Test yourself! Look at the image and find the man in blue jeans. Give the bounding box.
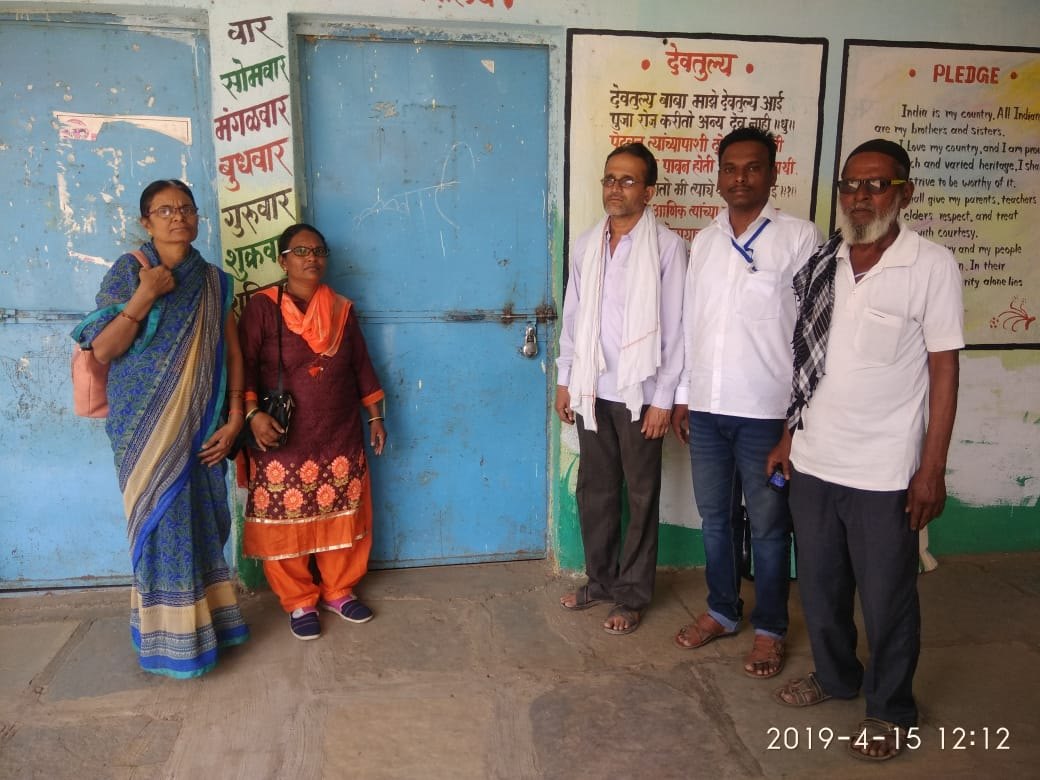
[670,127,820,677]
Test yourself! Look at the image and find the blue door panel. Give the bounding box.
[0,19,213,588]
[0,21,217,312]
[366,321,546,566]
[0,323,127,587]
[300,36,551,567]
[301,39,548,314]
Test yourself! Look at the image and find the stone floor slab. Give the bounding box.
[43,617,156,701]
[0,621,76,692]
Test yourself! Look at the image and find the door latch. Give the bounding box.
[519,325,538,358]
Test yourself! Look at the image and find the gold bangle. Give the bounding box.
[245,408,261,423]
[119,310,141,324]
[368,416,384,424]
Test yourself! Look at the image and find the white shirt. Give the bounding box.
[674,203,821,418]
[790,224,965,491]
[557,220,688,409]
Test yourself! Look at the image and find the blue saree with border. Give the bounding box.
[73,242,249,677]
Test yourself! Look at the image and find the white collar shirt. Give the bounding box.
[674,202,821,418]
[556,219,688,409]
[790,224,965,490]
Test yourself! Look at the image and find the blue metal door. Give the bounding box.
[0,19,214,588]
[299,35,551,566]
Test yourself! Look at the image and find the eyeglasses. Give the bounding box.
[836,178,908,195]
[147,205,199,218]
[600,175,643,189]
[281,246,330,257]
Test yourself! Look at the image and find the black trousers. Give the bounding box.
[789,467,921,727]
[576,399,663,612]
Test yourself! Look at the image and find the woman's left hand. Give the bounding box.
[199,422,241,466]
[370,419,387,456]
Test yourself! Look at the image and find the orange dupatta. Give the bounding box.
[260,284,351,356]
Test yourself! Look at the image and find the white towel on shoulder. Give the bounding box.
[569,206,662,432]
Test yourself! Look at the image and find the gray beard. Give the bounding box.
[836,203,900,245]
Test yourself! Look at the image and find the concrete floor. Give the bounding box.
[1,552,1037,779]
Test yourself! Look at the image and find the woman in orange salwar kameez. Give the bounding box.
[239,223,386,640]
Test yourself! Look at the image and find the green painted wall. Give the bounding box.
[553,487,1040,573]
[929,499,1040,555]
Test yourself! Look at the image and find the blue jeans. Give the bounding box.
[688,412,791,636]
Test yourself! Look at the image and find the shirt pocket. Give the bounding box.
[853,307,904,365]
[738,269,783,321]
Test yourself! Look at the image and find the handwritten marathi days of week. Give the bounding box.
[227,16,281,47]
[214,94,290,141]
[226,235,281,280]
[217,16,295,286]
[218,137,292,191]
[221,188,296,246]
[220,55,288,98]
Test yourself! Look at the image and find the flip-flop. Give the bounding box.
[603,605,640,635]
[560,585,607,611]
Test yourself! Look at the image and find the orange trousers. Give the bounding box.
[263,532,373,613]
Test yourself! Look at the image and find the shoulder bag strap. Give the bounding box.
[275,283,285,394]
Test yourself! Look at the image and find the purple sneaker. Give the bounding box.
[320,596,374,624]
[289,607,321,640]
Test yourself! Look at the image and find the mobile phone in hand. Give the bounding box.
[767,467,788,493]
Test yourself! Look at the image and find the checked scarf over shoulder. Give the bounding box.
[787,230,843,430]
[569,207,662,432]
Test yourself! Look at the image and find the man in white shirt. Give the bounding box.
[555,142,688,635]
[671,128,821,680]
[770,139,963,761]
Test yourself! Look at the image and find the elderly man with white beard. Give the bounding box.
[765,139,964,762]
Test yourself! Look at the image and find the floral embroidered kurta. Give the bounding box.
[238,288,384,560]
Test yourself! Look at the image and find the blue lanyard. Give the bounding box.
[730,218,771,273]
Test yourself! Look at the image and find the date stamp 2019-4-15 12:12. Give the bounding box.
[766,725,1012,752]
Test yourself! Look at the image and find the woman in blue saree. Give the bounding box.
[73,179,249,677]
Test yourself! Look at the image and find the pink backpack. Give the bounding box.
[71,250,149,417]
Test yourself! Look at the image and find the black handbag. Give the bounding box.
[229,284,294,458]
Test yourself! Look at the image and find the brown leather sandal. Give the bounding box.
[744,634,786,679]
[848,718,906,761]
[773,673,832,707]
[674,613,737,649]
